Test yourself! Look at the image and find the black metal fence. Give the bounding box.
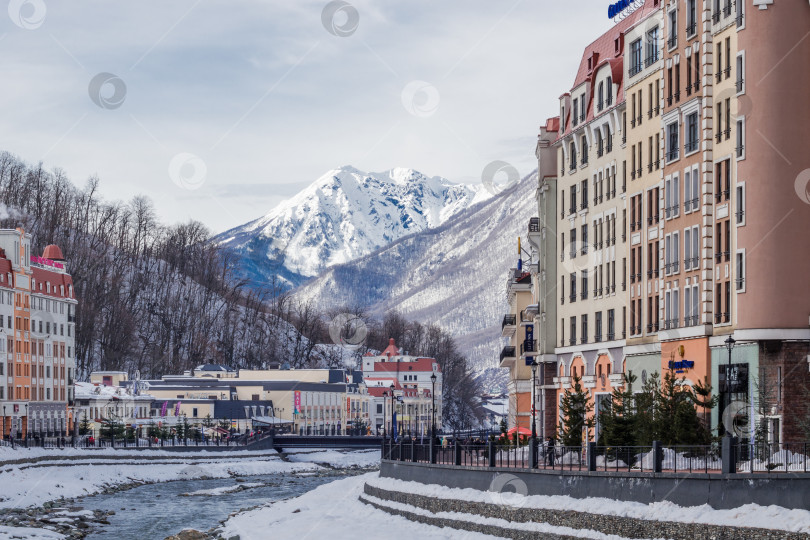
[382,439,810,475]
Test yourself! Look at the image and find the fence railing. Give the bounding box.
[0,435,260,450]
[736,442,810,474]
[382,439,810,475]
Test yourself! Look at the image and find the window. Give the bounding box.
[573,98,579,126]
[666,121,679,162]
[608,309,615,340]
[606,76,613,106]
[570,273,577,302]
[736,118,745,159]
[645,27,659,66]
[581,314,588,344]
[595,312,603,342]
[598,82,605,112]
[668,9,678,49]
[581,179,589,209]
[570,317,577,346]
[630,38,643,76]
[581,224,589,254]
[736,251,746,291]
[581,135,589,165]
[736,53,745,94]
[582,269,589,300]
[686,0,697,37]
[736,0,744,28]
[570,142,577,171]
[685,112,699,153]
[736,183,746,225]
[684,227,692,270]
[665,174,680,218]
[570,228,577,257]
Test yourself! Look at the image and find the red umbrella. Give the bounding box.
[507,426,532,436]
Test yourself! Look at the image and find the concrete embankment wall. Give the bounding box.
[380,459,810,511]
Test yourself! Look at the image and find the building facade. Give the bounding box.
[0,229,76,439]
[506,0,810,444]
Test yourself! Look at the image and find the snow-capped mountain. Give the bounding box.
[292,171,539,390]
[217,166,492,289]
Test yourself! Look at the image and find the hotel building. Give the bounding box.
[505,0,810,443]
[0,229,77,439]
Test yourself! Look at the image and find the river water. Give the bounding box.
[78,471,347,539]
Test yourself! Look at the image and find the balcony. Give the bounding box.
[528,217,540,233]
[499,346,516,366]
[501,314,517,337]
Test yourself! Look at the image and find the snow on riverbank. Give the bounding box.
[0,448,378,510]
[220,472,498,540]
[284,448,381,468]
[366,475,810,534]
[0,526,65,540]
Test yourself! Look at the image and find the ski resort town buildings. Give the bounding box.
[0,228,77,439]
[502,0,810,444]
[68,338,442,439]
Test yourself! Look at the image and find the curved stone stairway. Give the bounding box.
[360,482,809,540]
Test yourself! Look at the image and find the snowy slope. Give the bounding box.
[292,172,539,389]
[217,166,492,290]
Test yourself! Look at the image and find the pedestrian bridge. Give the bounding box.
[267,435,383,450]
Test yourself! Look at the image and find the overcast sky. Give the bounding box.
[0,0,615,234]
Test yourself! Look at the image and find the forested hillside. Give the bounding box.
[0,152,484,429]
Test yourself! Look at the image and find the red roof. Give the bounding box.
[42,244,64,261]
[32,267,74,299]
[381,338,399,358]
[558,0,660,139]
[545,117,560,133]
[371,359,439,373]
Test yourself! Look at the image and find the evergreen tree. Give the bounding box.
[633,372,661,445]
[78,415,92,436]
[99,415,125,440]
[597,372,638,448]
[558,375,593,447]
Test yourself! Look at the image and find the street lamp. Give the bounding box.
[382,391,388,440]
[724,335,736,437]
[389,383,396,440]
[531,360,538,468]
[430,373,437,441]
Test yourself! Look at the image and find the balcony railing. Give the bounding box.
[528,217,540,232]
[499,346,516,362]
[502,314,517,330]
[685,139,699,153]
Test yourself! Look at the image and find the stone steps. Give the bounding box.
[362,482,810,540]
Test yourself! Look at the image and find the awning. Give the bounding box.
[251,416,294,426]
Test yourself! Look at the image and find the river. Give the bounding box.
[78,470,351,539]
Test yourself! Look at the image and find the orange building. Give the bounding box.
[0,229,77,439]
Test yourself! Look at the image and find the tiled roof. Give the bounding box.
[558,0,660,139]
[370,359,439,373]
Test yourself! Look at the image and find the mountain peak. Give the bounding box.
[217,165,492,289]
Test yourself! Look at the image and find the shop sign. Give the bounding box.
[668,359,694,373]
[608,0,644,20]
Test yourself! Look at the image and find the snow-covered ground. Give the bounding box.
[0,526,65,540]
[366,475,810,534]
[283,448,381,468]
[221,472,499,540]
[0,448,378,510]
